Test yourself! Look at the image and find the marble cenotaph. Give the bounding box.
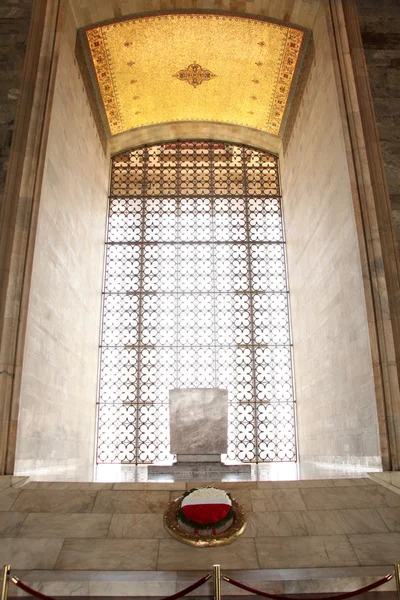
[148,388,251,477]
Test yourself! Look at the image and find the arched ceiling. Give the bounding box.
[77,4,314,150]
[71,0,320,31]
[80,11,311,141]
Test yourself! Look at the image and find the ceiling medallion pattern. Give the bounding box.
[82,13,309,137]
[173,62,216,88]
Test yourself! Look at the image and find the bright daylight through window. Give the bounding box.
[97,141,296,464]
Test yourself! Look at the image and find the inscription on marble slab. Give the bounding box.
[169,388,228,455]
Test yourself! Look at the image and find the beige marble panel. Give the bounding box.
[12,490,98,513]
[23,482,113,490]
[55,539,159,570]
[0,476,28,491]
[258,480,335,489]
[282,576,396,594]
[377,487,400,507]
[0,476,13,492]
[187,481,258,490]
[377,507,400,532]
[369,472,400,494]
[169,491,182,502]
[348,533,400,565]
[0,512,26,536]
[15,580,176,598]
[332,478,376,486]
[113,482,186,491]
[224,490,253,513]
[157,538,259,570]
[243,511,308,537]
[280,0,382,471]
[0,538,63,569]
[92,490,170,513]
[250,489,307,512]
[255,536,359,568]
[0,487,21,511]
[108,514,168,538]
[13,0,109,478]
[18,513,111,538]
[302,509,388,535]
[89,581,177,597]
[12,581,91,597]
[300,486,387,510]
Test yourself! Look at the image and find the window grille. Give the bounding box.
[97,141,296,464]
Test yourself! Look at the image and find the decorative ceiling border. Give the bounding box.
[78,9,312,140]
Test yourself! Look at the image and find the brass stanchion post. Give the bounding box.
[395,563,400,600]
[213,564,221,600]
[1,566,10,600]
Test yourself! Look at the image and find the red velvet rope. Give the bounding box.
[222,573,393,600]
[12,573,211,600]
[159,573,211,600]
[12,579,55,600]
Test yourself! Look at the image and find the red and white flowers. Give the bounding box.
[181,487,232,525]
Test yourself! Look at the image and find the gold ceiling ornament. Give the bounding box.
[81,12,310,137]
[173,62,216,88]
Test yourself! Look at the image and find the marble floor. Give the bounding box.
[2,474,400,596]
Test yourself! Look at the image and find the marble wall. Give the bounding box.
[356,0,400,251]
[0,0,32,213]
[0,477,399,590]
[13,2,109,476]
[280,4,381,468]
[1,0,396,476]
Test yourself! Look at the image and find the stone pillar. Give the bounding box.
[0,0,62,474]
[0,0,32,214]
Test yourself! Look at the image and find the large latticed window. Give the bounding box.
[97,141,296,464]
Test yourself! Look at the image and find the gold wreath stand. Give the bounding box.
[164,497,246,547]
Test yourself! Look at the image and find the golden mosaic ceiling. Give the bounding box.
[81,12,310,137]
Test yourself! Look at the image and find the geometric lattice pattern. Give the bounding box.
[97,141,296,464]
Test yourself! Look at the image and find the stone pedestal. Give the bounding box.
[170,388,228,457]
[148,388,251,478]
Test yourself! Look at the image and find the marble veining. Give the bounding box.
[301,508,389,535]
[251,489,307,512]
[300,486,388,510]
[0,538,64,569]
[12,490,98,513]
[0,476,399,577]
[348,532,400,565]
[377,507,400,531]
[169,388,228,455]
[255,536,360,568]
[55,539,159,570]
[92,490,170,513]
[0,512,27,536]
[157,538,259,570]
[18,513,112,538]
[108,513,168,538]
[243,511,308,537]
